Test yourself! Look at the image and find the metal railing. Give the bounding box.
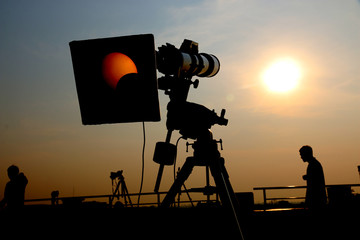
[25,192,165,207]
[24,189,219,208]
[253,184,360,210]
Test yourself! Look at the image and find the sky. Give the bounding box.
[1,0,360,204]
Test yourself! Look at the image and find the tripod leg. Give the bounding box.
[154,164,164,193]
[209,157,244,240]
[122,181,133,207]
[111,180,121,205]
[154,130,174,194]
[161,157,195,207]
[182,183,194,207]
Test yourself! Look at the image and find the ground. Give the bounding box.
[0,205,358,239]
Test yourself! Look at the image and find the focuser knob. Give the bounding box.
[217,109,228,126]
[220,109,226,118]
[186,141,194,152]
[216,139,223,150]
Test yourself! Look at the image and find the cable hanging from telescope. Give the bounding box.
[137,121,146,206]
[173,136,184,181]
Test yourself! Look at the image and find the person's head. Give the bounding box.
[7,165,19,180]
[299,145,313,162]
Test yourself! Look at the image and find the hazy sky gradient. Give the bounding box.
[1,0,360,202]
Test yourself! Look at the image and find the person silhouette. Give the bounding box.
[0,165,28,210]
[299,145,326,212]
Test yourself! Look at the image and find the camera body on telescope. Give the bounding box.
[110,170,124,180]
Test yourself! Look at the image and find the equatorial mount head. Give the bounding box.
[166,101,228,140]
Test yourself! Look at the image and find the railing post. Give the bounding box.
[157,192,161,207]
[109,196,113,207]
[263,188,267,211]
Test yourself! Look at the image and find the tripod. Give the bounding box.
[151,79,245,238]
[110,170,133,207]
[153,39,244,239]
[160,130,244,239]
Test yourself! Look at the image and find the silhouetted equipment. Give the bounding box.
[69,35,221,125]
[327,186,352,208]
[69,34,160,125]
[51,190,59,206]
[153,39,244,239]
[110,170,132,207]
[235,192,255,215]
[69,35,241,237]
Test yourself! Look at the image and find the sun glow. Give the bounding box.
[262,59,301,93]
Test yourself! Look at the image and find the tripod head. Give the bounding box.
[158,73,227,140]
[167,101,227,140]
[110,170,124,181]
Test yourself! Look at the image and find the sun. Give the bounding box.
[102,52,138,90]
[262,58,301,93]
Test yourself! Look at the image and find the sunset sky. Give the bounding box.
[1,0,360,203]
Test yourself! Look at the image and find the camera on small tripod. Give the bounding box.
[109,170,132,207]
[110,170,124,180]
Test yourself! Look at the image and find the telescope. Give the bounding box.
[153,39,244,239]
[155,39,225,140]
[69,34,243,238]
[157,39,220,78]
[153,39,228,191]
[69,35,220,125]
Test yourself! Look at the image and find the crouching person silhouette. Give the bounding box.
[0,165,28,210]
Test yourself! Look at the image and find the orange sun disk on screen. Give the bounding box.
[102,52,138,90]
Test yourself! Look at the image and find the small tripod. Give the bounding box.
[110,170,133,207]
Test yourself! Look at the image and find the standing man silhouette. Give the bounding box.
[299,145,326,211]
[0,165,28,210]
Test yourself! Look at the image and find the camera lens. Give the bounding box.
[181,52,220,78]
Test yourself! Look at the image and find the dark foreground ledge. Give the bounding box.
[1,206,359,239]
